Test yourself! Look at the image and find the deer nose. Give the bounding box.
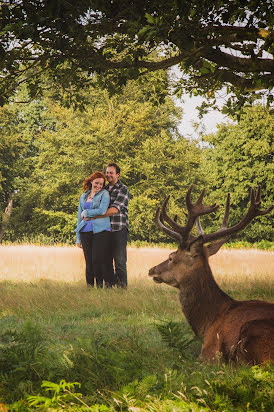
[148,266,155,276]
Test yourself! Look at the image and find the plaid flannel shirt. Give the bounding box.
[105,180,130,232]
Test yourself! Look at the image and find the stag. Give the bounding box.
[149,186,274,364]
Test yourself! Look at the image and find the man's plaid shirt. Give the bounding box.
[105,180,130,231]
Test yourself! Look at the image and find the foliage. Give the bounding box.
[228,240,274,251]
[155,320,200,360]
[0,1,273,114]
[1,319,273,411]
[9,365,274,411]
[128,132,203,242]
[26,380,89,411]
[1,76,273,246]
[2,72,205,244]
[0,279,273,410]
[0,320,72,404]
[0,104,30,229]
[201,105,274,242]
[210,365,274,411]
[0,86,57,240]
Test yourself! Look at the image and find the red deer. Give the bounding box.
[148,186,274,364]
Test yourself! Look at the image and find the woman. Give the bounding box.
[76,171,113,288]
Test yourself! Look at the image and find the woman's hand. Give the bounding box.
[81,211,94,221]
[81,211,88,221]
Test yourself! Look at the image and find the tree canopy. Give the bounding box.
[1,1,273,112]
[201,105,273,242]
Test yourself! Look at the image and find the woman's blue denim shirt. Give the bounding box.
[75,189,110,243]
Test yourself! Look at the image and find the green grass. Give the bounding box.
[0,281,273,411]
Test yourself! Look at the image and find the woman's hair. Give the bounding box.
[82,171,106,191]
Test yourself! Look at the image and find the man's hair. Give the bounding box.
[106,162,120,175]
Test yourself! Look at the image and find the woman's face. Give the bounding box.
[91,177,104,193]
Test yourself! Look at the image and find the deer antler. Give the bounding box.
[160,195,185,233]
[156,185,273,249]
[202,186,273,244]
[197,192,230,234]
[196,194,231,256]
[156,206,183,243]
[156,185,219,247]
[183,185,219,238]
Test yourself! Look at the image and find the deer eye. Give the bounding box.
[169,256,173,262]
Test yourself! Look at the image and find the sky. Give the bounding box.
[176,94,228,139]
[170,67,229,139]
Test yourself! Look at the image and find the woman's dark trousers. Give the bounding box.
[80,232,102,287]
[93,230,114,287]
[80,231,114,287]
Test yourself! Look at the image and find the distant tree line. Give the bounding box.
[0,71,273,244]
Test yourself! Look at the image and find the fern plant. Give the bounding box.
[26,380,90,410]
[155,321,200,360]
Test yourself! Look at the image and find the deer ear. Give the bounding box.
[188,236,204,256]
[206,239,226,256]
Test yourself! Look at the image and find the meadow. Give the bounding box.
[0,245,273,411]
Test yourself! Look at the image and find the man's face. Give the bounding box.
[106,166,119,185]
[106,166,120,185]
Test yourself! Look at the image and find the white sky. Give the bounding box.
[174,94,229,139]
[170,66,229,139]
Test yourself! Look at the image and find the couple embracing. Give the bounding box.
[76,162,129,289]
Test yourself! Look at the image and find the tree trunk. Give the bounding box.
[0,193,13,244]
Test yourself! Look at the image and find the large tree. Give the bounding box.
[201,105,273,242]
[0,99,37,242]
[0,1,273,113]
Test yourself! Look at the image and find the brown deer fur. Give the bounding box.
[148,186,274,364]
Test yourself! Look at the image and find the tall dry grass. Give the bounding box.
[0,245,273,292]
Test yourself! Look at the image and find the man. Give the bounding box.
[104,162,130,288]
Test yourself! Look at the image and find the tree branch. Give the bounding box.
[202,48,274,73]
[201,26,272,41]
[71,50,186,71]
[0,193,13,244]
[199,69,274,91]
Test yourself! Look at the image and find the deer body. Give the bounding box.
[200,301,274,363]
[149,186,274,364]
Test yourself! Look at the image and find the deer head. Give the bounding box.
[149,185,273,288]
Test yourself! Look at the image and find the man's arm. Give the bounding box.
[87,206,118,220]
[105,207,119,216]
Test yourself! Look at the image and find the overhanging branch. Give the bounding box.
[199,69,274,91]
[202,48,274,73]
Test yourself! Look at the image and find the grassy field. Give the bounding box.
[1,245,274,288]
[0,246,273,411]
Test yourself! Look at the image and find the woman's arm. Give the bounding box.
[77,199,83,223]
[82,191,110,219]
[76,198,83,244]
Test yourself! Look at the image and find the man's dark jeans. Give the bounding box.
[111,228,128,288]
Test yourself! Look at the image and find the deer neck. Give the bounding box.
[178,258,233,338]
